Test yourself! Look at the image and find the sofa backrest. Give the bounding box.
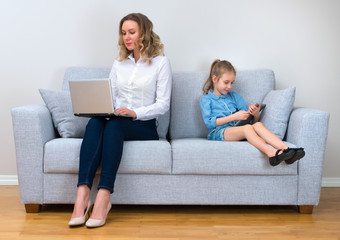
[62,67,170,139]
[63,67,275,140]
[169,69,275,139]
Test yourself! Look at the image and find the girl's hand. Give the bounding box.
[234,110,250,120]
[248,103,260,116]
[114,107,137,119]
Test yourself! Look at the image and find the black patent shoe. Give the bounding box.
[285,148,305,165]
[269,148,295,166]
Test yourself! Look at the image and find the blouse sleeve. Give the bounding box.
[134,57,172,120]
[109,61,118,106]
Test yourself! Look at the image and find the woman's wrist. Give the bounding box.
[131,111,137,119]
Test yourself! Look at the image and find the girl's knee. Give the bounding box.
[241,124,256,136]
[243,124,254,131]
[252,121,268,133]
[253,122,264,128]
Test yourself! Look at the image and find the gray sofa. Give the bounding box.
[12,67,330,214]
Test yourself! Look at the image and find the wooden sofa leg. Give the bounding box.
[298,205,314,214]
[25,204,42,213]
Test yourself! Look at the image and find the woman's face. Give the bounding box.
[121,20,140,52]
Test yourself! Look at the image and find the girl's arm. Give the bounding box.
[215,92,249,127]
[216,111,250,127]
[200,98,217,129]
[200,96,250,129]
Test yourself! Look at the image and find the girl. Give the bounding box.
[68,13,172,228]
[200,59,304,167]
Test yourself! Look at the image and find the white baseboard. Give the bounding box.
[321,177,340,187]
[0,175,18,185]
[0,175,339,187]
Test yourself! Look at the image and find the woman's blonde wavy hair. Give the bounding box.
[118,13,164,65]
[202,59,236,94]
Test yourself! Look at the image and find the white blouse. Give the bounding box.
[109,54,172,121]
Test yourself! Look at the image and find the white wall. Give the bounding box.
[1,0,339,178]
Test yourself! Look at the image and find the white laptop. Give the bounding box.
[69,79,131,118]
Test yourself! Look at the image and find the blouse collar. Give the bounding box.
[128,53,144,64]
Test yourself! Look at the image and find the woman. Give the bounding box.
[69,13,172,228]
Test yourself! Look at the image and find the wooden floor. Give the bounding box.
[0,186,339,240]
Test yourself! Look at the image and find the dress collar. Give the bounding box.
[208,89,228,100]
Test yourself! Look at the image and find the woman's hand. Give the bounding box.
[248,103,260,116]
[114,107,137,119]
[234,110,250,121]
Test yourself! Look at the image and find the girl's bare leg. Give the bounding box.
[224,125,280,158]
[252,122,289,150]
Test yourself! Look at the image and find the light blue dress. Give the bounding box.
[200,90,247,141]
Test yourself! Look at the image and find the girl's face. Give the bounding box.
[121,20,140,52]
[212,71,235,96]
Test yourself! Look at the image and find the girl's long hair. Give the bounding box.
[118,13,164,65]
[202,59,236,94]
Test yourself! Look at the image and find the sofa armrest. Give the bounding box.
[286,108,330,206]
[11,104,57,204]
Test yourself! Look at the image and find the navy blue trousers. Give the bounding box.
[77,117,159,193]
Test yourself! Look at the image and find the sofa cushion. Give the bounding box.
[62,67,170,139]
[261,86,296,139]
[171,138,297,175]
[44,138,172,174]
[170,70,275,139]
[39,89,89,138]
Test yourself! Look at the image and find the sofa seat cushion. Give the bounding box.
[171,138,297,175]
[44,138,172,174]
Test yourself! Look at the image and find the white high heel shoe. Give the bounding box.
[85,202,111,228]
[68,200,92,227]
